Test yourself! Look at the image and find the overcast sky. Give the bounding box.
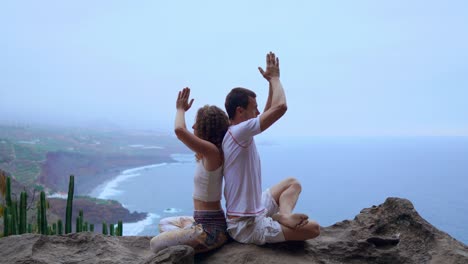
[1,1,467,137]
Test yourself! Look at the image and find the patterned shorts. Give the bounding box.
[150,210,228,254]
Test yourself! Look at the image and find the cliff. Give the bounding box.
[1,198,466,264]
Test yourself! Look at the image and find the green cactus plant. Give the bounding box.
[90,224,94,232]
[76,217,80,233]
[3,176,13,236]
[57,219,63,235]
[40,191,47,235]
[3,207,9,236]
[19,192,27,234]
[117,220,123,236]
[10,200,18,235]
[36,201,40,233]
[6,214,12,236]
[5,176,11,208]
[102,222,108,235]
[65,175,74,234]
[109,223,114,236]
[79,209,84,232]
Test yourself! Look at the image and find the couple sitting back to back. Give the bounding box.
[150,52,320,254]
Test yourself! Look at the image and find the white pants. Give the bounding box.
[226,189,285,245]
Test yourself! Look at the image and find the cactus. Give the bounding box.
[102,222,108,235]
[57,219,63,235]
[65,175,74,234]
[109,223,114,236]
[76,217,80,233]
[3,207,9,236]
[52,223,57,235]
[83,221,88,232]
[19,192,27,234]
[40,191,47,235]
[90,224,94,232]
[11,200,19,235]
[6,214,12,236]
[36,201,41,233]
[117,220,123,236]
[79,209,84,232]
[5,176,11,208]
[27,223,32,233]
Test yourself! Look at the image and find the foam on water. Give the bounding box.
[47,192,68,199]
[97,163,167,199]
[123,213,161,236]
[163,208,183,214]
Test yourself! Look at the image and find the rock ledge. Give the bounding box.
[0,198,467,264]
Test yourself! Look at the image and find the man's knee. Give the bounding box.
[285,177,301,193]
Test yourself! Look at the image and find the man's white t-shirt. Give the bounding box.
[222,116,263,216]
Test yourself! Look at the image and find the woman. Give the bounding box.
[150,87,230,254]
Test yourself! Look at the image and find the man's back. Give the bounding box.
[222,116,263,217]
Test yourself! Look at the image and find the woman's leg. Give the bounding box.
[150,223,204,253]
[158,216,195,233]
[152,211,228,254]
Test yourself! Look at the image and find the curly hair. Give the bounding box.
[194,105,230,160]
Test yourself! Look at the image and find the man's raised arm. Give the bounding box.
[258,52,287,132]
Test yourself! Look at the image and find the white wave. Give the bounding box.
[97,173,140,199]
[97,163,167,199]
[47,192,68,199]
[123,213,160,236]
[128,144,164,149]
[163,208,182,213]
[122,163,167,174]
[170,153,195,163]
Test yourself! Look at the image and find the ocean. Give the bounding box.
[91,136,468,244]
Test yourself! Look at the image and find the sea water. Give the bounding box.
[93,136,468,244]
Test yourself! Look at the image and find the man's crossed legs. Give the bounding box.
[227,177,320,245]
[269,177,320,241]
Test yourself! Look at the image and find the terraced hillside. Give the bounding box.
[0,124,187,193]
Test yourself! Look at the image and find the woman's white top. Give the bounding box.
[193,160,223,202]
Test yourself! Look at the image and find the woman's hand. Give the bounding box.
[176,87,195,111]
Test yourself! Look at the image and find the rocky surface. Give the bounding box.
[1,198,467,264]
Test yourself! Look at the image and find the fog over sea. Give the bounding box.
[90,136,468,244]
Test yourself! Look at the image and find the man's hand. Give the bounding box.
[176,87,194,111]
[258,51,280,81]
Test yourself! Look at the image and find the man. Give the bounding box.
[222,52,320,245]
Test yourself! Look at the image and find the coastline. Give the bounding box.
[88,163,169,236]
[88,153,195,236]
[90,163,169,199]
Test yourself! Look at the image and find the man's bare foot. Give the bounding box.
[273,213,309,229]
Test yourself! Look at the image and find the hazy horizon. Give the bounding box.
[1,1,467,137]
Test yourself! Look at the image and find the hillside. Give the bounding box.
[0,124,188,232]
[0,124,186,193]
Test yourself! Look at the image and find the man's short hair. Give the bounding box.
[225,87,257,120]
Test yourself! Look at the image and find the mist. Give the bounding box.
[1,1,467,137]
